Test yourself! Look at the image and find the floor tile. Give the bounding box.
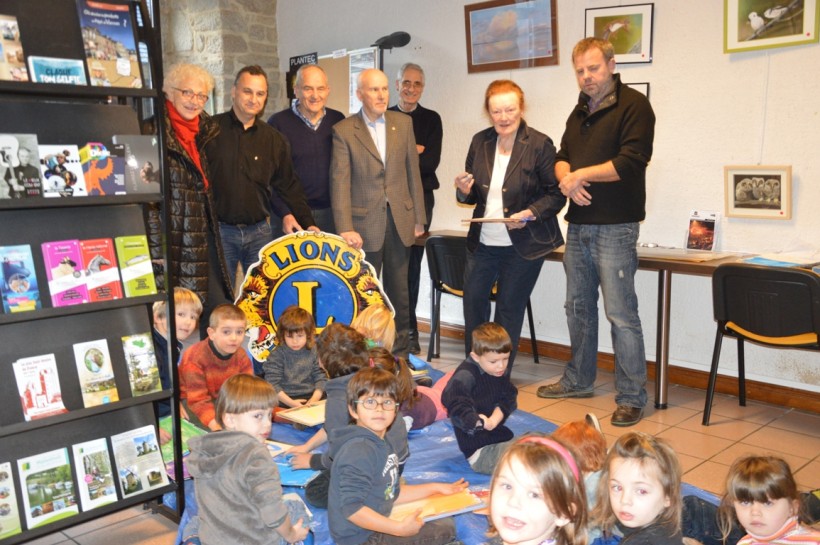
[683,460,732,495]
[794,459,820,490]
[707,396,789,425]
[23,533,72,545]
[533,399,610,425]
[677,413,760,441]
[677,452,705,474]
[742,426,820,460]
[641,405,700,427]
[656,427,735,459]
[708,442,811,474]
[70,511,178,545]
[517,390,560,413]
[62,505,144,537]
[767,409,820,436]
[598,412,670,437]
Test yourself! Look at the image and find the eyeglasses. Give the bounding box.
[401,80,424,90]
[174,88,209,103]
[355,398,397,411]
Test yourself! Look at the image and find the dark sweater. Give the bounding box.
[441,356,518,458]
[618,521,685,545]
[556,73,656,225]
[267,107,345,214]
[388,103,442,191]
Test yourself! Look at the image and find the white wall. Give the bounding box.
[276,0,820,394]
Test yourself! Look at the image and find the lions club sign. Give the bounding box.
[237,231,392,360]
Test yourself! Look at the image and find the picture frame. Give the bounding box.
[724,0,819,53]
[464,0,558,74]
[724,165,792,220]
[585,3,654,64]
[625,81,650,99]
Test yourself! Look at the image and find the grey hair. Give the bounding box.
[163,63,215,98]
[295,64,328,88]
[396,62,424,84]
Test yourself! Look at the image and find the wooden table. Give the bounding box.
[420,231,745,409]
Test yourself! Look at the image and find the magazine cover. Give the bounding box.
[121,332,161,396]
[686,209,718,251]
[13,353,68,421]
[0,133,42,198]
[0,14,28,82]
[41,239,90,307]
[0,244,41,313]
[76,0,142,89]
[72,338,119,408]
[79,238,123,302]
[0,461,22,540]
[111,425,168,498]
[112,134,161,194]
[80,142,125,196]
[71,438,117,511]
[114,235,156,297]
[16,448,78,529]
[26,56,87,85]
[38,145,88,198]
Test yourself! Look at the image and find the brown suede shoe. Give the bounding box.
[611,405,643,427]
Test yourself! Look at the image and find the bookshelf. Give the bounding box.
[0,1,182,542]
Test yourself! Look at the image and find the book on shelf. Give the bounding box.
[121,332,162,396]
[114,235,156,297]
[0,460,23,540]
[26,56,87,85]
[276,400,326,427]
[71,438,118,511]
[79,142,126,196]
[76,0,142,89]
[110,425,168,498]
[16,447,79,530]
[72,338,119,408]
[0,133,42,198]
[0,244,41,313]
[389,489,488,522]
[41,239,90,307]
[0,13,29,82]
[38,144,88,198]
[264,440,320,487]
[112,134,161,194]
[79,238,123,302]
[13,353,68,421]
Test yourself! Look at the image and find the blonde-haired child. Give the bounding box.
[596,431,684,544]
[263,305,325,408]
[488,435,588,545]
[185,374,309,545]
[352,303,396,351]
[717,455,820,544]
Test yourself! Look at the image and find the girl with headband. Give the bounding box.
[487,434,588,545]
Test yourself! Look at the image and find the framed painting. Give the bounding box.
[724,165,792,219]
[464,0,558,73]
[585,3,654,64]
[724,0,819,53]
[625,81,650,99]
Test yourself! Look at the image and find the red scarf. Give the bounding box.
[166,99,209,190]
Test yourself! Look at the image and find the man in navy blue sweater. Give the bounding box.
[268,64,345,235]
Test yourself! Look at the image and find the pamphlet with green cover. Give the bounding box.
[158,416,207,462]
[114,235,156,297]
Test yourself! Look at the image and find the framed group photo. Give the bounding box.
[724,165,792,219]
[724,0,820,53]
[585,3,654,64]
[464,0,558,73]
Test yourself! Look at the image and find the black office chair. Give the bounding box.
[425,234,539,363]
[703,263,820,425]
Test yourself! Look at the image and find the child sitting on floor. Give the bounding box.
[179,304,253,431]
[594,431,684,545]
[716,455,820,544]
[288,323,409,509]
[441,322,518,474]
[153,286,202,421]
[185,374,309,545]
[263,305,326,408]
[328,367,467,545]
[487,435,588,545]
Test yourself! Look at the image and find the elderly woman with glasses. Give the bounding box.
[149,64,234,334]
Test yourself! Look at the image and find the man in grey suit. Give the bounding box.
[331,68,425,358]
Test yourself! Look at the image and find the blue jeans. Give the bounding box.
[561,223,647,408]
[219,219,272,276]
[463,243,544,374]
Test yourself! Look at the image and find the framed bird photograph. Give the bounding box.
[584,3,654,64]
[724,165,792,220]
[724,0,820,53]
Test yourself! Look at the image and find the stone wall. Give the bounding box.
[158,0,282,117]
